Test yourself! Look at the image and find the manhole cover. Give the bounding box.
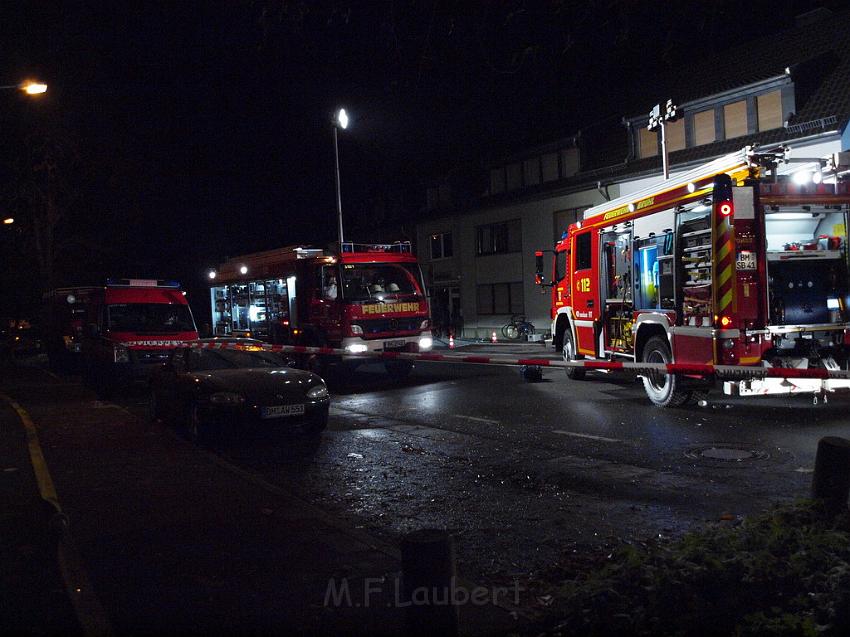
[684,444,770,462]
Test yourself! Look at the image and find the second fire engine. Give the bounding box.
[536,145,850,406]
[209,241,432,378]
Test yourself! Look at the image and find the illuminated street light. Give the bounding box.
[332,107,349,245]
[240,265,248,275]
[207,269,216,280]
[21,82,47,95]
[2,217,13,225]
[0,80,48,95]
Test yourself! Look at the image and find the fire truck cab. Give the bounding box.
[82,279,199,398]
[536,145,850,406]
[209,241,432,378]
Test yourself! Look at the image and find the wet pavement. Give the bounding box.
[3,346,850,631]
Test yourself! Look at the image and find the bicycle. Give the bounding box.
[501,314,535,340]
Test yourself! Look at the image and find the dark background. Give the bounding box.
[0,0,838,321]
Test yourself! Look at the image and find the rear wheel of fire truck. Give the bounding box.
[562,330,586,380]
[641,336,689,407]
[384,360,413,380]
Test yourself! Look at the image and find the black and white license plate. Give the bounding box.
[261,404,305,419]
[383,339,406,350]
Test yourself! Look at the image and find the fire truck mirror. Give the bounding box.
[534,252,546,285]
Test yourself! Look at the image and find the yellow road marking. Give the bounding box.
[0,392,113,636]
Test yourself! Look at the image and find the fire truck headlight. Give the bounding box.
[350,324,364,336]
[419,336,433,350]
[420,319,430,330]
[114,344,129,363]
[345,343,368,354]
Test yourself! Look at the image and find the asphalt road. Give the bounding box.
[108,350,850,588]
[5,347,850,630]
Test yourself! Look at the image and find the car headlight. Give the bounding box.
[114,344,129,363]
[350,324,364,335]
[209,391,246,405]
[307,384,329,400]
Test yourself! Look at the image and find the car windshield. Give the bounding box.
[186,348,288,371]
[108,303,195,333]
[340,263,425,302]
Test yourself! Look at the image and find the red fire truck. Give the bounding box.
[536,145,850,406]
[209,241,432,378]
[82,279,199,398]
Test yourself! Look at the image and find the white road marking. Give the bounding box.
[454,415,500,425]
[795,467,814,473]
[552,430,621,443]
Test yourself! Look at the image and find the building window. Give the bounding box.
[724,100,748,139]
[430,232,453,260]
[560,148,579,177]
[693,109,716,146]
[476,282,524,315]
[490,168,505,194]
[553,207,586,242]
[639,127,658,158]
[476,219,522,256]
[506,163,522,190]
[523,157,540,186]
[541,152,559,182]
[666,118,685,152]
[757,90,783,131]
[575,232,592,270]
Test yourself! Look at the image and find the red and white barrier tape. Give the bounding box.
[167,340,850,381]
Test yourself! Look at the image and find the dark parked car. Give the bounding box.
[149,341,330,440]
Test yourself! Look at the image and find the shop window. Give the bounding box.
[476,282,524,315]
[693,109,716,146]
[430,232,453,260]
[666,118,685,152]
[757,90,783,131]
[724,100,748,139]
[639,127,658,159]
[476,220,522,256]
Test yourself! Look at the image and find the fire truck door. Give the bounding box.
[572,228,600,357]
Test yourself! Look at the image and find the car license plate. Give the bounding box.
[261,404,305,419]
[383,339,406,350]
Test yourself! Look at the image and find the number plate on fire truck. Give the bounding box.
[383,339,406,350]
[736,251,756,270]
[261,404,305,418]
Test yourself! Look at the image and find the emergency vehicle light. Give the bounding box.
[719,202,733,216]
[720,316,733,327]
[106,278,181,289]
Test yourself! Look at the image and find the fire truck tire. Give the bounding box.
[641,336,689,407]
[385,360,414,380]
[562,330,586,380]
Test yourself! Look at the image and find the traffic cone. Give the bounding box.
[448,334,455,349]
[491,331,497,343]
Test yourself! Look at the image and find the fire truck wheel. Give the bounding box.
[562,330,586,380]
[384,360,413,380]
[641,336,690,407]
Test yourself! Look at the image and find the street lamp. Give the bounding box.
[332,107,349,246]
[0,80,48,95]
[2,218,13,225]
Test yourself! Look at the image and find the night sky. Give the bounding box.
[0,0,836,317]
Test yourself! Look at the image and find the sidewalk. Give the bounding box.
[0,362,518,636]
